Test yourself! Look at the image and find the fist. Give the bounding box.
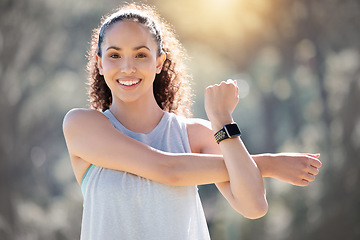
[204,79,239,128]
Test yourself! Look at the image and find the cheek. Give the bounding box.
[138,60,157,72]
[102,60,118,72]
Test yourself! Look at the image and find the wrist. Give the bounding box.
[209,114,234,133]
[253,153,274,177]
[213,122,242,144]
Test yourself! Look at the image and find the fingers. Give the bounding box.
[205,79,239,116]
[307,153,320,158]
[298,179,310,187]
[206,79,238,94]
[303,172,316,182]
[224,79,239,100]
[226,78,236,84]
[273,152,322,187]
[300,154,322,186]
[295,173,315,186]
[307,156,322,168]
[204,79,238,126]
[301,161,320,185]
[307,165,320,176]
[234,80,239,98]
[293,178,310,187]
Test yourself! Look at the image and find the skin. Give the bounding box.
[203,80,267,217]
[97,21,166,133]
[63,20,322,220]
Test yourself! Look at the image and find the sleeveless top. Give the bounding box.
[80,110,210,240]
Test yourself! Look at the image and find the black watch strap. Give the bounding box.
[214,123,242,144]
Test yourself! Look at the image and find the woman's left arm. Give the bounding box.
[203,80,267,219]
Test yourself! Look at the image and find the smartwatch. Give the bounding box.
[214,123,242,144]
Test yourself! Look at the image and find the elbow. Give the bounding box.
[244,202,268,219]
[234,198,268,219]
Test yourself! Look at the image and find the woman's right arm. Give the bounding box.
[62,108,229,185]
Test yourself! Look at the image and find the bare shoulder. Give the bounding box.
[62,108,114,184]
[62,108,110,135]
[62,108,113,155]
[63,108,106,126]
[185,118,220,154]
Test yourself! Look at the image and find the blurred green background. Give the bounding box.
[1,0,359,239]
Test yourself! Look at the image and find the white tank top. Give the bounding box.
[80,110,210,240]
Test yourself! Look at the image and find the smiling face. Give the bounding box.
[97,20,165,105]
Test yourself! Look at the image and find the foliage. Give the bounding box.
[0,0,359,239]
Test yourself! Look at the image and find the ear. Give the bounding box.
[96,55,103,75]
[156,51,166,74]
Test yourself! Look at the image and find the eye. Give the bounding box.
[136,53,147,58]
[110,53,120,59]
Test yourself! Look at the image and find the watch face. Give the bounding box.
[224,124,241,137]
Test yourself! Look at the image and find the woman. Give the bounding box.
[63,4,321,240]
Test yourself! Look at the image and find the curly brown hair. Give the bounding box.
[87,3,193,117]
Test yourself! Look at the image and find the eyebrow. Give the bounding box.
[106,45,151,51]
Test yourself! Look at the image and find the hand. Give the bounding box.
[204,79,239,130]
[260,153,322,186]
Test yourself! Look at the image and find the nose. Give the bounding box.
[120,58,136,74]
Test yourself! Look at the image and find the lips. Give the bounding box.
[116,78,141,87]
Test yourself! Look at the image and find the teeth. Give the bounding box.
[118,80,140,86]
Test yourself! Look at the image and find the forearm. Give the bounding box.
[173,152,306,185]
[166,153,229,185]
[204,80,267,218]
[89,147,274,186]
[82,126,231,185]
[251,153,273,177]
[74,133,230,186]
[78,126,272,186]
[212,122,267,217]
[175,152,276,184]
[87,141,271,186]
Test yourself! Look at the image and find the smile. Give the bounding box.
[116,79,141,86]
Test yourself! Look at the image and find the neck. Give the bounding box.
[109,97,164,134]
